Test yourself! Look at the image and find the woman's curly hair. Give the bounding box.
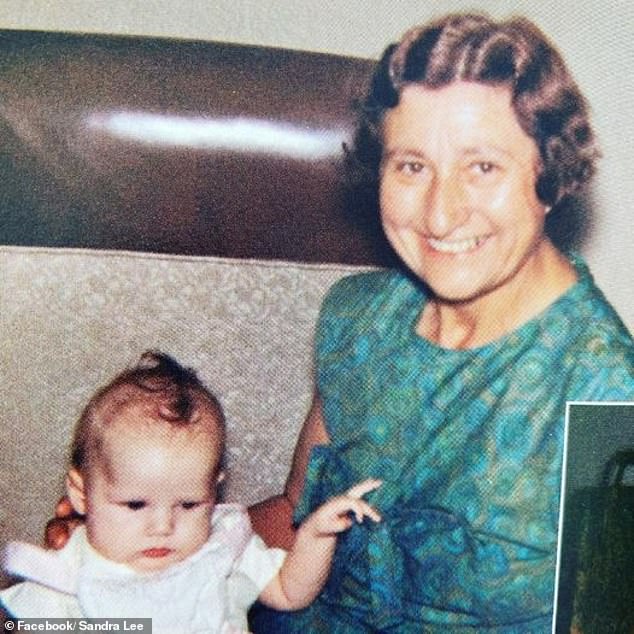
[350,13,600,208]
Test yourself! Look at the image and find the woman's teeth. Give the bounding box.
[427,236,484,253]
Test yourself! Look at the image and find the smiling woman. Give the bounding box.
[379,82,576,347]
[250,12,633,633]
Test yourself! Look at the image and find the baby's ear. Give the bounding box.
[66,468,88,515]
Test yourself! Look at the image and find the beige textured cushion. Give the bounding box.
[0,246,373,586]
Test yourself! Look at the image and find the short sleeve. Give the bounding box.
[225,535,286,628]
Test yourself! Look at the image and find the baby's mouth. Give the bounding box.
[141,547,174,558]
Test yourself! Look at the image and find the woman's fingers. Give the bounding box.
[55,496,75,519]
[45,497,84,549]
[45,518,71,549]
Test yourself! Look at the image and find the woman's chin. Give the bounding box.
[418,270,497,306]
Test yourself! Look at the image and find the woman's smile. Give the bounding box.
[426,234,489,254]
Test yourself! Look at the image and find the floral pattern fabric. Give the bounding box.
[253,257,634,633]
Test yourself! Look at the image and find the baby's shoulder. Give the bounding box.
[212,503,251,529]
[209,504,254,555]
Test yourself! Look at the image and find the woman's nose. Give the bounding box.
[147,508,175,536]
[423,174,470,237]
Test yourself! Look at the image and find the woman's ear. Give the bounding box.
[216,470,226,485]
[66,468,88,515]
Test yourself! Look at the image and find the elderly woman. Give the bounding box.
[248,12,634,633]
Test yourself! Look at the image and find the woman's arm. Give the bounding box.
[248,392,330,549]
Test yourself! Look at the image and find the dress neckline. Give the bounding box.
[403,253,592,355]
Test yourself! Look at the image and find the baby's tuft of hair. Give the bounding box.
[70,351,225,473]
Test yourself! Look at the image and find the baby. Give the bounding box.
[1,352,380,632]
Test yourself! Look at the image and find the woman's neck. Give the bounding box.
[416,242,578,349]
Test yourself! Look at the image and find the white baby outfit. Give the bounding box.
[1,504,286,633]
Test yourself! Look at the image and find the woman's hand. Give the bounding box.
[248,391,330,549]
[44,496,84,549]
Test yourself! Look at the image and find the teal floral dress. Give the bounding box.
[252,258,634,633]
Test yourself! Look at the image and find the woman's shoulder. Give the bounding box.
[567,258,633,352]
[555,259,634,397]
[321,268,420,315]
[315,268,425,359]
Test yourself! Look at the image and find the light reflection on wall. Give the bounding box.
[86,111,346,160]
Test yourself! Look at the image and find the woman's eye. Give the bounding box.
[473,161,497,174]
[399,161,425,175]
[125,501,146,511]
[181,501,201,510]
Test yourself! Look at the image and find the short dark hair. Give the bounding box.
[350,13,599,207]
[70,351,224,473]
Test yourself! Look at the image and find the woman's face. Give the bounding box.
[380,81,550,305]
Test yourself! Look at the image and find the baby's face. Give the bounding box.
[83,420,220,573]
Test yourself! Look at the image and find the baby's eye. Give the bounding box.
[124,500,147,511]
[180,501,201,510]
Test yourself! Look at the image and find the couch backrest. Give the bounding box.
[0,29,396,265]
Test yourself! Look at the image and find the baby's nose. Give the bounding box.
[147,507,175,536]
